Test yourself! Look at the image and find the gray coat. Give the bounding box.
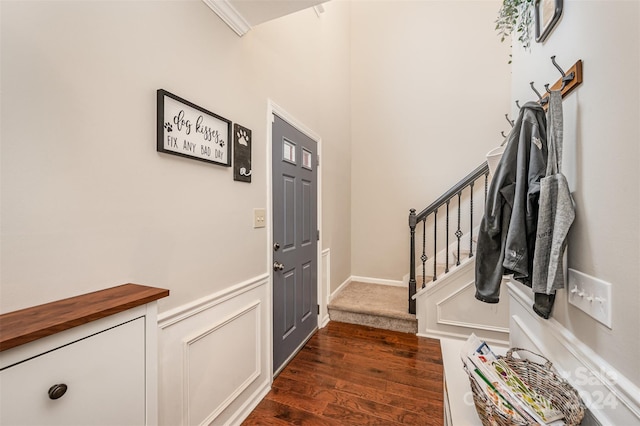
[475,102,548,303]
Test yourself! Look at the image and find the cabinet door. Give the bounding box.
[0,317,145,426]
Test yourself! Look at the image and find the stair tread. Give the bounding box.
[328,282,417,333]
[329,282,414,320]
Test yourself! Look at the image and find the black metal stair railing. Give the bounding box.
[408,162,490,314]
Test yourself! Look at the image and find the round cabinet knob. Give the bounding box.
[48,384,68,400]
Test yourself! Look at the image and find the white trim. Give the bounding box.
[329,276,352,302]
[182,301,261,425]
[157,277,270,426]
[320,248,331,328]
[267,100,323,380]
[224,384,271,426]
[327,275,406,302]
[144,304,159,426]
[413,257,476,300]
[435,281,510,334]
[350,275,405,287]
[417,329,508,347]
[508,281,640,425]
[158,274,269,329]
[201,0,251,36]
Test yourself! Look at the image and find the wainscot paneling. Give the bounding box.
[158,275,270,426]
[416,260,510,346]
[320,248,330,328]
[508,280,640,426]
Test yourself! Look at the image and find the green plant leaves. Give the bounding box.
[495,0,533,52]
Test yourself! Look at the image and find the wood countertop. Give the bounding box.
[0,284,169,352]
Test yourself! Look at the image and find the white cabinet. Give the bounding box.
[1,317,145,426]
[0,284,168,426]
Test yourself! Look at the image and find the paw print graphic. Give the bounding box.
[237,128,249,146]
[219,140,225,148]
[164,122,173,132]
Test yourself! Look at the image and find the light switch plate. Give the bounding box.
[253,208,266,228]
[567,268,612,328]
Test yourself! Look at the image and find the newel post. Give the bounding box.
[408,209,417,315]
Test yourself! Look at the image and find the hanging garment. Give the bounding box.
[475,102,548,303]
[531,90,575,318]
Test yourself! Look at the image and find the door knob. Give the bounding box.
[273,242,280,251]
[273,261,284,271]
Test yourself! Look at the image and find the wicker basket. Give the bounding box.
[466,347,585,426]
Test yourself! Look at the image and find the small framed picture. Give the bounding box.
[535,0,563,43]
[233,123,252,183]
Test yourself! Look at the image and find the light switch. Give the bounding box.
[253,208,266,228]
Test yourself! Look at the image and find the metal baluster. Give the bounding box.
[421,218,427,288]
[445,200,450,274]
[469,182,475,258]
[456,191,462,266]
[433,209,438,282]
[408,209,417,314]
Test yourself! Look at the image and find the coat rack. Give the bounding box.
[513,56,583,109]
[530,56,583,110]
[504,56,583,137]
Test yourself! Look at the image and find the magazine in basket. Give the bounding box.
[460,334,565,425]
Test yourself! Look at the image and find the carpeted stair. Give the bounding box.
[328,281,418,334]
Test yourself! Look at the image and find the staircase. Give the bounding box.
[328,160,510,344]
[327,246,476,335]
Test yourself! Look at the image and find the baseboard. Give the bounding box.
[350,275,405,287]
[225,382,271,426]
[508,281,640,426]
[329,275,406,304]
[329,276,352,302]
[417,329,509,347]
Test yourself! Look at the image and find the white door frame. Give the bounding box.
[266,100,323,379]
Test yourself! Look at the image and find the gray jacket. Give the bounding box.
[475,102,548,303]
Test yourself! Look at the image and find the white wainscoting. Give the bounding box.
[508,280,640,426]
[157,275,270,426]
[415,260,510,345]
[320,248,330,328]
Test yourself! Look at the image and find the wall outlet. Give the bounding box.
[253,208,266,228]
[567,268,612,328]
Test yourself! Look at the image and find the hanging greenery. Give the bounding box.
[495,0,534,53]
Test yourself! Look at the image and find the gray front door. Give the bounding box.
[272,113,318,374]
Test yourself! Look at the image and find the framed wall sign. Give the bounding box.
[233,123,252,183]
[157,89,231,167]
[535,0,563,43]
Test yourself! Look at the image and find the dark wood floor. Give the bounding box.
[242,321,444,425]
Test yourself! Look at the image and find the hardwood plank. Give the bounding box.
[242,321,444,425]
[243,399,343,426]
[0,283,169,351]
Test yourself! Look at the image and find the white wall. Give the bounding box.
[350,0,511,282]
[510,0,639,389]
[1,3,351,423]
[0,0,352,314]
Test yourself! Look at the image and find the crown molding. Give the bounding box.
[202,0,251,37]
